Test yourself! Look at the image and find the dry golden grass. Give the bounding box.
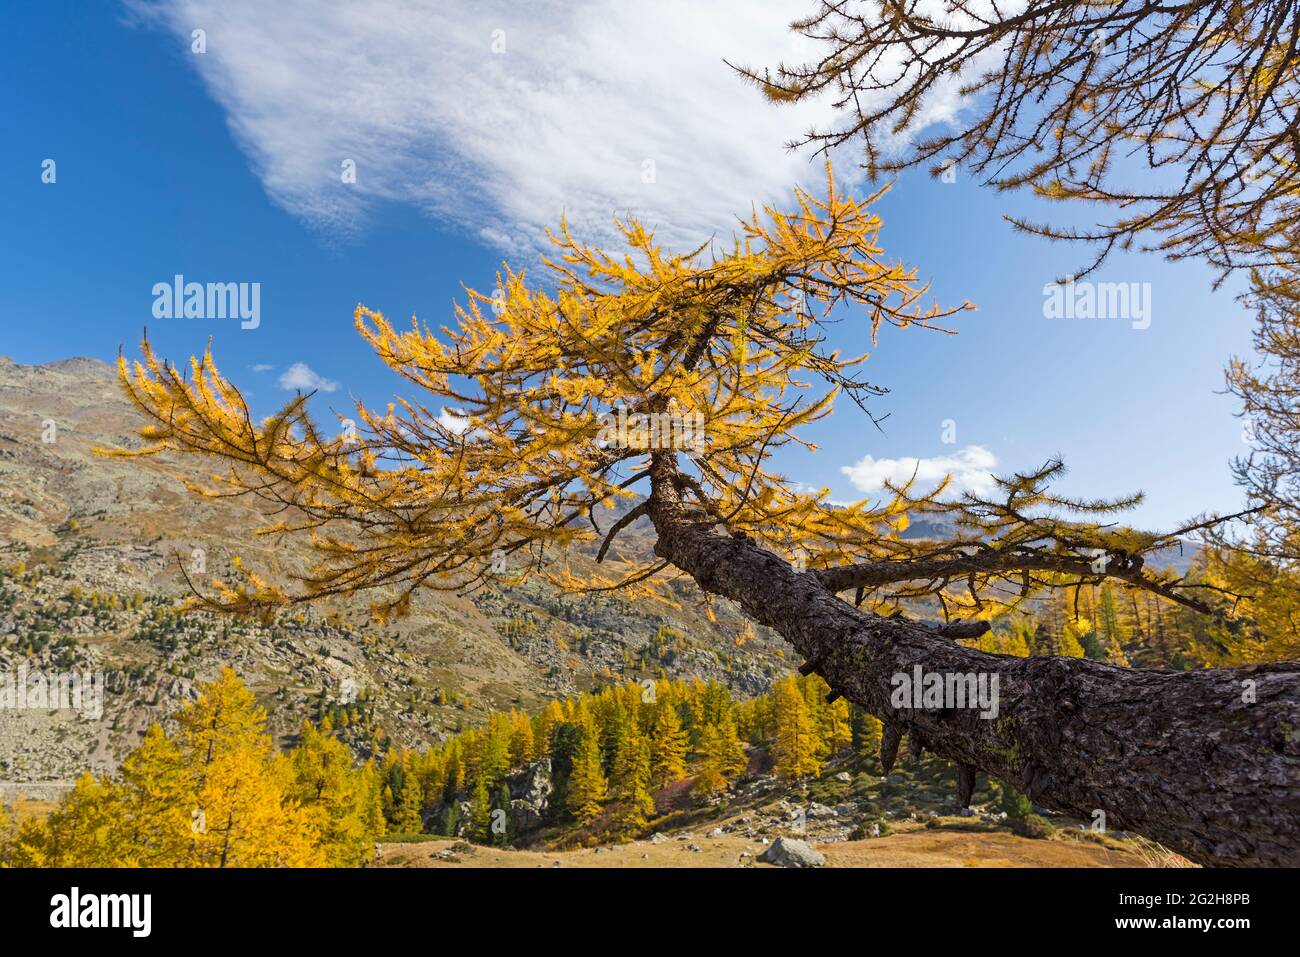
[377,828,1147,869]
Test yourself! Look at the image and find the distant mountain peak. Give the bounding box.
[0,355,114,382]
[42,356,113,374]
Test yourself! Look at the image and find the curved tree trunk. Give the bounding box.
[647,469,1300,866]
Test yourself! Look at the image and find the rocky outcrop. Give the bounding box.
[508,758,553,834]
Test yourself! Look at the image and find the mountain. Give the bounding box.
[0,356,789,795]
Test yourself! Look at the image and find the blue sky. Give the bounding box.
[0,0,1258,532]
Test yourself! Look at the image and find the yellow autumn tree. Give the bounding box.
[566,714,607,826]
[509,710,536,766]
[6,773,131,868]
[647,699,688,787]
[109,163,1220,629]
[692,722,729,797]
[772,676,821,780]
[179,670,324,867]
[609,730,655,833]
[4,669,379,869]
[289,720,383,866]
[694,712,747,796]
[534,699,565,757]
[117,724,196,865]
[108,165,997,619]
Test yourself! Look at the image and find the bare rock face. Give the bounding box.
[507,758,553,833]
[760,837,825,868]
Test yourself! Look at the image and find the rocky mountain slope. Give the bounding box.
[0,356,789,794]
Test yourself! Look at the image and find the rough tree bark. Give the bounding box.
[647,464,1300,867]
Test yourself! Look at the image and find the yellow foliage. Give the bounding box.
[106,166,968,617]
[0,669,380,867]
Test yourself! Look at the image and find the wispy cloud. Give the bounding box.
[251,363,274,373]
[841,445,999,497]
[128,0,973,256]
[278,362,338,393]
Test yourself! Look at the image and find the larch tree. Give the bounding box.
[648,700,689,787]
[1191,267,1300,661]
[565,719,608,826]
[742,2,1300,622]
[610,733,656,831]
[177,671,323,868]
[290,721,381,866]
[736,0,1300,279]
[509,710,537,766]
[1224,270,1300,562]
[692,721,730,796]
[2,670,364,868]
[118,724,195,865]
[714,711,749,782]
[8,773,132,868]
[535,699,566,756]
[112,169,1298,865]
[773,676,822,780]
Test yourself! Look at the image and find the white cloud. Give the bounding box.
[251,363,274,373]
[841,445,999,497]
[128,0,976,257]
[437,408,471,435]
[278,362,339,393]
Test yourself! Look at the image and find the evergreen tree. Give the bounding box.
[601,702,632,774]
[998,781,1032,821]
[440,800,462,838]
[850,705,883,764]
[490,783,514,846]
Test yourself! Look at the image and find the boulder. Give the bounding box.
[761,837,825,868]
